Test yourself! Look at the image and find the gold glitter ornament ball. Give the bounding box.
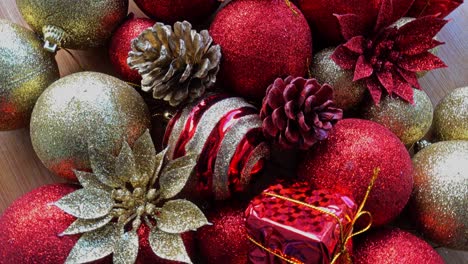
[362,89,433,146]
[0,19,59,131]
[433,87,468,141]
[30,72,151,180]
[411,141,468,250]
[16,0,128,51]
[310,47,367,111]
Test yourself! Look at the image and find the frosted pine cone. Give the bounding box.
[260,76,343,150]
[128,21,221,107]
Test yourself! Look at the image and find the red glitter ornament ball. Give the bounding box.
[298,119,413,227]
[354,228,444,264]
[109,15,155,83]
[295,0,413,46]
[133,0,220,24]
[196,203,250,264]
[210,0,312,100]
[0,184,80,263]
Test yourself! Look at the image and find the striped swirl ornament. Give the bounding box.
[163,94,270,200]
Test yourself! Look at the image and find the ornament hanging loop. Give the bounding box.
[42,25,67,53]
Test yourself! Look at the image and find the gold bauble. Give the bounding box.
[16,0,128,51]
[362,89,433,146]
[0,19,59,130]
[30,72,151,180]
[310,47,367,111]
[433,87,468,141]
[411,141,468,250]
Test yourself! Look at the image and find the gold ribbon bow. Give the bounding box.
[248,168,381,264]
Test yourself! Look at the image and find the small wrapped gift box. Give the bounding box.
[245,182,358,264]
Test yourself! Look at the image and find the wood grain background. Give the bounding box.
[0,0,467,263]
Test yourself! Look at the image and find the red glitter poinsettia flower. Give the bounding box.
[331,0,448,104]
[408,0,464,18]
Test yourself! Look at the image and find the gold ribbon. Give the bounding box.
[248,168,381,264]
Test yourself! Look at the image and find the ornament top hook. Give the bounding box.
[42,25,67,53]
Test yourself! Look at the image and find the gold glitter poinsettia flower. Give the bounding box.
[54,130,208,264]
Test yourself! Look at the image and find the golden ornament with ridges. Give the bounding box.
[16,0,128,51]
[30,72,151,180]
[0,19,59,130]
[411,140,468,250]
[362,89,433,146]
[433,87,468,141]
[310,47,367,111]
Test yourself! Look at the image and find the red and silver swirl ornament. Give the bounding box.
[163,94,270,200]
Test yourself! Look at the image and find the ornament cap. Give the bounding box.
[42,25,67,53]
[414,139,432,153]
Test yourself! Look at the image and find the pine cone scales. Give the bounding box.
[261,76,343,150]
[128,21,221,106]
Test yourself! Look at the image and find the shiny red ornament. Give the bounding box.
[0,184,82,263]
[196,203,250,264]
[133,0,220,24]
[210,0,312,100]
[164,94,270,200]
[331,0,447,104]
[109,14,155,84]
[353,228,444,264]
[297,119,413,227]
[246,182,356,264]
[295,0,414,46]
[408,0,463,18]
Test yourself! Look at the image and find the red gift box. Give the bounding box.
[245,182,358,264]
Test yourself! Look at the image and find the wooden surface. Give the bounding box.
[0,1,467,263]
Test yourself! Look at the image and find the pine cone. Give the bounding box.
[128,21,221,107]
[260,76,343,150]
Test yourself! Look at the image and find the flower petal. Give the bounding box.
[366,79,383,104]
[343,36,366,54]
[55,188,113,220]
[393,77,415,104]
[157,199,209,234]
[159,154,198,199]
[396,68,421,89]
[133,130,157,180]
[354,55,374,81]
[74,170,111,192]
[113,231,139,264]
[115,141,138,184]
[374,0,395,31]
[149,229,192,264]
[61,215,113,236]
[399,52,447,72]
[150,148,168,186]
[334,13,368,40]
[65,224,117,264]
[88,144,121,188]
[331,45,359,70]
[376,70,394,94]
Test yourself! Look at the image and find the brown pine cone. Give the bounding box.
[128,21,221,107]
[260,76,343,150]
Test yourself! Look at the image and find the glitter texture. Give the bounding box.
[353,228,444,264]
[196,203,250,264]
[408,0,463,18]
[16,0,128,50]
[298,119,414,227]
[109,15,155,83]
[134,0,220,24]
[310,48,367,111]
[410,141,468,250]
[433,87,468,141]
[209,0,312,100]
[362,89,434,146]
[0,184,80,263]
[0,19,59,131]
[30,72,151,180]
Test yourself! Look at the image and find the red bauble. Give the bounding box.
[296,0,413,46]
[210,0,312,100]
[0,184,80,263]
[133,0,220,24]
[196,203,250,264]
[109,15,155,83]
[407,0,463,18]
[354,228,444,264]
[298,119,413,227]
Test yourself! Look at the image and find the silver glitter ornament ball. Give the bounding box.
[30,72,151,180]
[410,140,468,250]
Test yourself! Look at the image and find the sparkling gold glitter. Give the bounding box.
[30,72,150,180]
[411,141,468,250]
[310,47,367,111]
[0,19,59,130]
[433,87,468,141]
[363,89,433,146]
[16,0,128,50]
[55,131,208,263]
